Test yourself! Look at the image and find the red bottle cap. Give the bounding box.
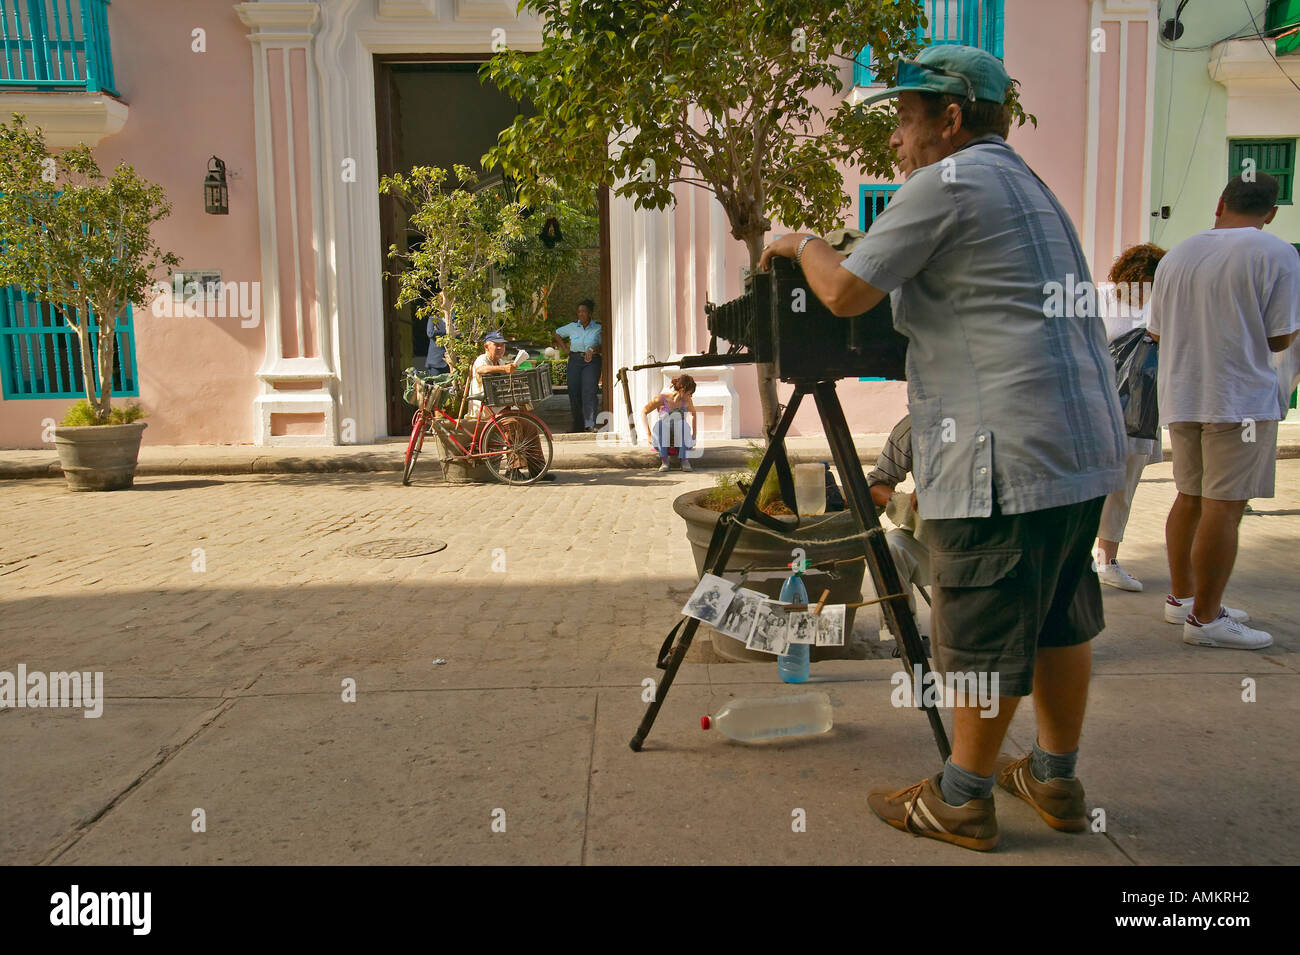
[701,715,711,730]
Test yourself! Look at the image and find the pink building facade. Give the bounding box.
[0,0,1164,449]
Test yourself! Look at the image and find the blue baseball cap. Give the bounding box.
[859,44,1011,107]
[483,330,506,344]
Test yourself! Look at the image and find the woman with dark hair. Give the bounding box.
[553,298,602,432]
[1095,242,1166,591]
[642,375,698,471]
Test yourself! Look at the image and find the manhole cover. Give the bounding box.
[346,538,447,559]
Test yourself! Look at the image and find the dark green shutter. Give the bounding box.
[1228,139,1295,204]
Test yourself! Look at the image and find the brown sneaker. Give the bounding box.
[867,774,999,851]
[995,753,1087,832]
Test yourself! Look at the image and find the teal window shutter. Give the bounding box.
[853,2,1005,86]
[854,46,878,86]
[859,184,901,231]
[0,289,139,399]
[983,0,1005,57]
[924,0,999,48]
[1228,139,1296,204]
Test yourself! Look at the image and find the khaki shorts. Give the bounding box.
[1169,420,1277,501]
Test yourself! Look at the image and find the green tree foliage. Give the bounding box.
[484,0,1032,433]
[485,0,936,265]
[0,115,180,423]
[380,164,525,383]
[498,182,599,345]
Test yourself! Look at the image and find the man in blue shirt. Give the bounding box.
[553,298,602,432]
[761,45,1126,851]
[425,314,450,375]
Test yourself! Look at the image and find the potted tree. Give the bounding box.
[0,115,179,491]
[483,1,1032,655]
[380,164,525,482]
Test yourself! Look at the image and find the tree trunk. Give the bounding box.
[742,231,781,442]
[94,305,119,419]
[75,314,98,419]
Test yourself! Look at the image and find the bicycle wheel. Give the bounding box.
[480,412,553,486]
[402,411,426,486]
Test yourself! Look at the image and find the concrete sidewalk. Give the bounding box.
[1,462,1296,864]
[5,421,1300,479]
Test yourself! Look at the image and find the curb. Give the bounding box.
[0,445,888,479]
[3,443,1298,480]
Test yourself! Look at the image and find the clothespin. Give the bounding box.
[728,565,754,593]
[813,589,830,616]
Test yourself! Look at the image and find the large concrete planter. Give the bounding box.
[431,426,494,483]
[54,422,147,491]
[673,489,868,663]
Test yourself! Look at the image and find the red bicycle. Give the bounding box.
[402,368,553,486]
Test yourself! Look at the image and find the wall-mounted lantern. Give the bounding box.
[204,156,229,215]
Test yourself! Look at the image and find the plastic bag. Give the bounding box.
[1110,328,1159,440]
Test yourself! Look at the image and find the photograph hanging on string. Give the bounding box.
[785,609,819,645]
[681,573,735,625]
[745,599,793,655]
[714,586,766,642]
[813,605,847,647]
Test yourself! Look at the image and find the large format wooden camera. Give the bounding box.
[687,256,908,382]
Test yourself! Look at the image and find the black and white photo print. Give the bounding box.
[681,573,735,624]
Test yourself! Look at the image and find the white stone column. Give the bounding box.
[236,1,338,445]
[1082,0,1159,277]
[607,187,674,441]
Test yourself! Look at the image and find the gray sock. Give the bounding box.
[1030,739,1078,781]
[940,758,994,806]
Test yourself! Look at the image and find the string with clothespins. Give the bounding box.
[782,589,909,614]
[715,512,878,578]
[723,560,908,614]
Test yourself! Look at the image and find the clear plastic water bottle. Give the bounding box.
[701,692,833,742]
[777,567,811,683]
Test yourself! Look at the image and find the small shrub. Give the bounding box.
[60,401,146,427]
[697,442,790,515]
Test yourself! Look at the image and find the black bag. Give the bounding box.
[822,463,846,512]
[1110,327,1160,440]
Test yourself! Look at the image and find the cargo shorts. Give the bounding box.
[925,496,1106,698]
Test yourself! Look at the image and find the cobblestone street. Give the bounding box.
[2,462,1297,864]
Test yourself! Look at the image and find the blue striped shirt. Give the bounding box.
[841,136,1126,519]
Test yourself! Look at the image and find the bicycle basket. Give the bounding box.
[408,371,458,413]
[481,363,553,406]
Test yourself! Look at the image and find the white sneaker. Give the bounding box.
[1183,610,1272,650]
[681,459,692,472]
[1164,595,1249,625]
[657,462,669,472]
[1097,560,1142,592]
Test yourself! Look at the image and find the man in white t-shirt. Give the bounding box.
[1147,173,1300,650]
[469,330,518,417]
[468,330,552,481]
